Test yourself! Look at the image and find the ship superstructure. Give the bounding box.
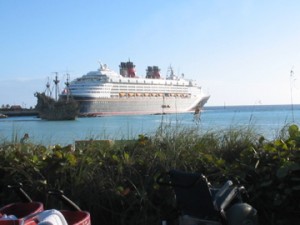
[60,61,210,116]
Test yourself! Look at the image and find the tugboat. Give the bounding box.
[35,74,79,120]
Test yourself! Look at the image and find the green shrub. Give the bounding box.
[1,124,300,224]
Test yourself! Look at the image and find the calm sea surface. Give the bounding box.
[1,104,300,146]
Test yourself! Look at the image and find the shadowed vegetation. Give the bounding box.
[1,124,300,225]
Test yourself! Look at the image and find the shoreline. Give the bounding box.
[0,110,38,117]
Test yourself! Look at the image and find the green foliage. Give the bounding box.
[1,124,300,224]
[237,125,300,225]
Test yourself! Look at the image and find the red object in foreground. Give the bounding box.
[61,210,91,225]
[0,202,44,225]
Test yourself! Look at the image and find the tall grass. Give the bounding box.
[1,123,300,225]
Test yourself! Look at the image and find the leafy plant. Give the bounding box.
[1,124,300,224]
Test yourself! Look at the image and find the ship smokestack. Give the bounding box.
[153,66,160,78]
[119,61,136,77]
[146,66,153,78]
[119,62,128,77]
[146,66,160,79]
[126,61,135,77]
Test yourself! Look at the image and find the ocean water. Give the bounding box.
[0,104,299,146]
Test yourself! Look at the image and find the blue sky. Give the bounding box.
[1,0,300,108]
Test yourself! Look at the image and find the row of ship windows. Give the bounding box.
[71,87,188,93]
[115,86,188,92]
[114,79,189,86]
[72,90,189,95]
[72,81,189,88]
[117,93,191,98]
[112,90,187,94]
[72,84,187,90]
[76,76,190,86]
[115,86,187,91]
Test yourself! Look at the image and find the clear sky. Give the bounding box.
[1,0,300,108]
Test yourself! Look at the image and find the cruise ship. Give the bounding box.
[60,61,210,116]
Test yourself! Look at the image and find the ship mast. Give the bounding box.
[65,73,71,102]
[45,77,52,97]
[53,72,60,101]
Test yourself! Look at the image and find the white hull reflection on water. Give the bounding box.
[0,104,299,146]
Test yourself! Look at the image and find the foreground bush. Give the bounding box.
[0,124,300,224]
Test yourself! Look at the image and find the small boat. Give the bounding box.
[0,113,7,118]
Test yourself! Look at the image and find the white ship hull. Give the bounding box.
[76,95,209,116]
[60,61,210,116]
